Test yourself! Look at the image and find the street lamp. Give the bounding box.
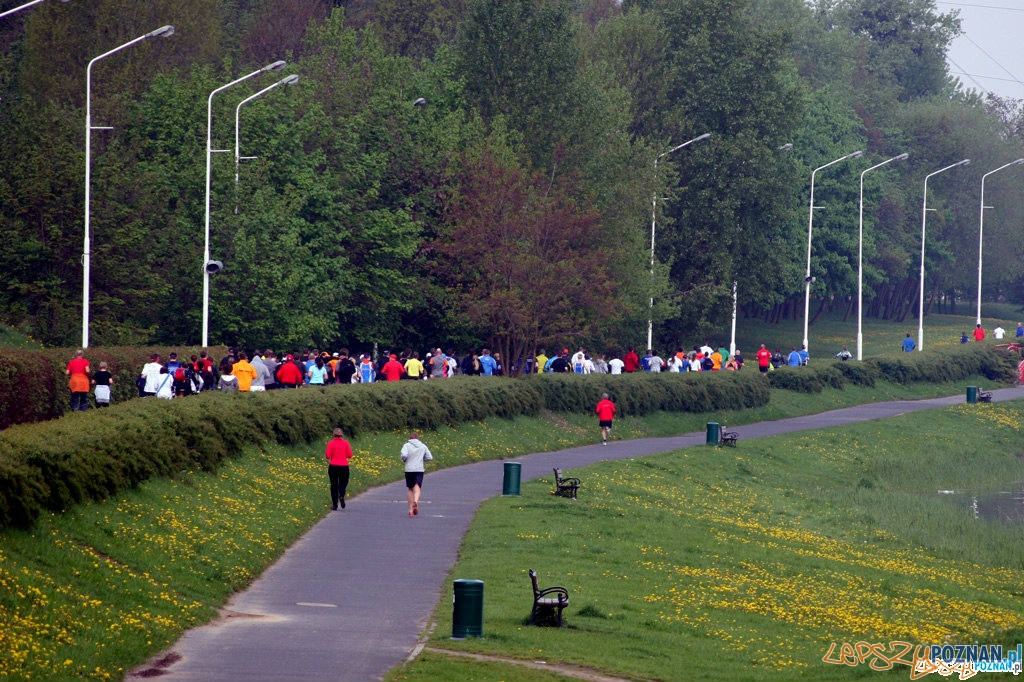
[729,142,794,357]
[234,74,299,212]
[918,158,970,351]
[803,150,863,353]
[648,132,711,351]
[202,59,286,348]
[81,24,174,349]
[857,152,908,361]
[0,0,69,19]
[977,159,1024,325]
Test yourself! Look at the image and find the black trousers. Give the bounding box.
[328,465,350,507]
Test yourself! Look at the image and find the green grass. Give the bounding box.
[398,402,1024,682]
[0,322,42,349]
[734,305,1021,359]
[0,375,1014,681]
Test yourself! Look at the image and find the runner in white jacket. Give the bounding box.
[400,433,434,517]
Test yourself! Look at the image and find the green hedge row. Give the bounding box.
[0,346,228,429]
[767,345,1017,393]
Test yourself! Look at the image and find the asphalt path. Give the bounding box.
[128,386,1024,681]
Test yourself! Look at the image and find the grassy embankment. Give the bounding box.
[393,401,1024,682]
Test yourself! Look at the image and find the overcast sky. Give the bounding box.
[942,1,1024,101]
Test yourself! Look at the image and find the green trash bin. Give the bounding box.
[452,579,484,639]
[966,386,978,404]
[706,422,720,446]
[502,461,521,496]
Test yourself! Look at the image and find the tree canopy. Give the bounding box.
[0,0,1021,357]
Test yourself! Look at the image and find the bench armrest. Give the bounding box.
[535,586,569,603]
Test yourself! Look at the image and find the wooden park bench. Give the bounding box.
[552,468,580,499]
[719,426,739,447]
[978,389,993,403]
[529,569,569,627]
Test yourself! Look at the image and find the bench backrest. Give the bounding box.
[529,569,540,596]
[553,467,564,482]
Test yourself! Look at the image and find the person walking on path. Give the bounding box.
[595,392,616,445]
[325,427,353,511]
[901,333,916,352]
[66,349,91,411]
[994,325,1006,340]
[974,324,986,342]
[401,432,433,517]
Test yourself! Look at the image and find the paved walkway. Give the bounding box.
[128,387,1024,681]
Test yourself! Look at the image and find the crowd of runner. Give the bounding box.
[65,322,1014,409]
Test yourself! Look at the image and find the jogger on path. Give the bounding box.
[596,393,616,445]
[401,432,433,516]
[325,428,353,510]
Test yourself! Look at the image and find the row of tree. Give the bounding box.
[1,0,1023,372]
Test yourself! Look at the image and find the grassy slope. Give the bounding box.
[395,402,1024,682]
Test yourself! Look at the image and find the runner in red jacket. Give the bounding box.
[595,393,616,445]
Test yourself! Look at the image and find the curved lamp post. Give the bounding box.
[202,60,286,348]
[234,74,299,212]
[0,0,69,19]
[82,24,174,348]
[857,152,908,361]
[803,150,863,353]
[977,159,1024,325]
[648,132,711,351]
[918,159,970,350]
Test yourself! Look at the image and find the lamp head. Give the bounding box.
[959,159,971,167]
[413,97,426,106]
[695,133,712,142]
[280,74,299,85]
[895,153,909,161]
[1014,158,1024,165]
[149,25,175,38]
[848,150,864,159]
[778,143,793,151]
[263,60,287,73]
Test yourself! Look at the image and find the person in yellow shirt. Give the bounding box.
[232,351,259,391]
[535,349,549,374]
[404,351,425,380]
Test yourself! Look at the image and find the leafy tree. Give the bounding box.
[828,0,961,102]
[456,0,583,167]
[650,0,805,343]
[435,149,616,374]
